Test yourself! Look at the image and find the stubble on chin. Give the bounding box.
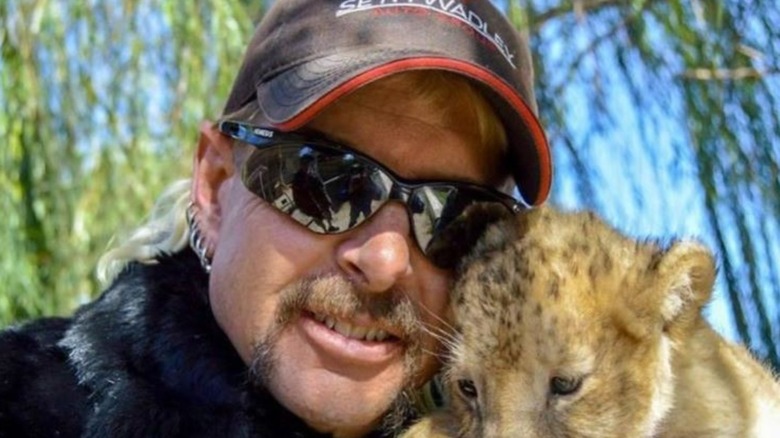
[246,274,435,431]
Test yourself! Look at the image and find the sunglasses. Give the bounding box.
[218,121,524,268]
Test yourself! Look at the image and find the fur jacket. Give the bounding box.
[0,251,374,438]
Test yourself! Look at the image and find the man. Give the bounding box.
[291,152,339,232]
[0,1,551,437]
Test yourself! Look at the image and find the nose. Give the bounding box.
[337,202,413,292]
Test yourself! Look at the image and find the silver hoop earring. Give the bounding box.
[186,202,213,274]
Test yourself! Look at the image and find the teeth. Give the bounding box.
[313,313,391,342]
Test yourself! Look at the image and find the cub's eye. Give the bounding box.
[457,379,478,400]
[550,376,583,396]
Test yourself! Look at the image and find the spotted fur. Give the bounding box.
[404,206,780,438]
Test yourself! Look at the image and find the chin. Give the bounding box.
[261,321,413,435]
[269,365,405,436]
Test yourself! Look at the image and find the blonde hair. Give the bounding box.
[96,70,507,285]
[96,179,191,285]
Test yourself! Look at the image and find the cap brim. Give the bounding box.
[254,50,552,205]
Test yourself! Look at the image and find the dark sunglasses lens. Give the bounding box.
[408,186,462,253]
[412,186,514,269]
[330,164,391,229]
[242,144,391,233]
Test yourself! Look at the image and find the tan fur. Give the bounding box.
[403,206,780,438]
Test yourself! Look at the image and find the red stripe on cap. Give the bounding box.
[274,58,552,205]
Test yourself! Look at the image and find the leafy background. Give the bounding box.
[2,0,778,369]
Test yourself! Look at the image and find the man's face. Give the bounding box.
[196,75,505,437]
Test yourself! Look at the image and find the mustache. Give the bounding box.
[276,275,422,340]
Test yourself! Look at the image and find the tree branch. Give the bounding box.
[534,0,626,27]
[678,67,780,81]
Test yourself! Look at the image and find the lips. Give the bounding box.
[298,310,404,365]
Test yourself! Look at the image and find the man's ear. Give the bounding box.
[191,121,236,247]
[654,240,717,328]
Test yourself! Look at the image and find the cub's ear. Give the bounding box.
[655,240,717,326]
[426,202,514,270]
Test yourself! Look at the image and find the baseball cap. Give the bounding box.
[222,0,552,206]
